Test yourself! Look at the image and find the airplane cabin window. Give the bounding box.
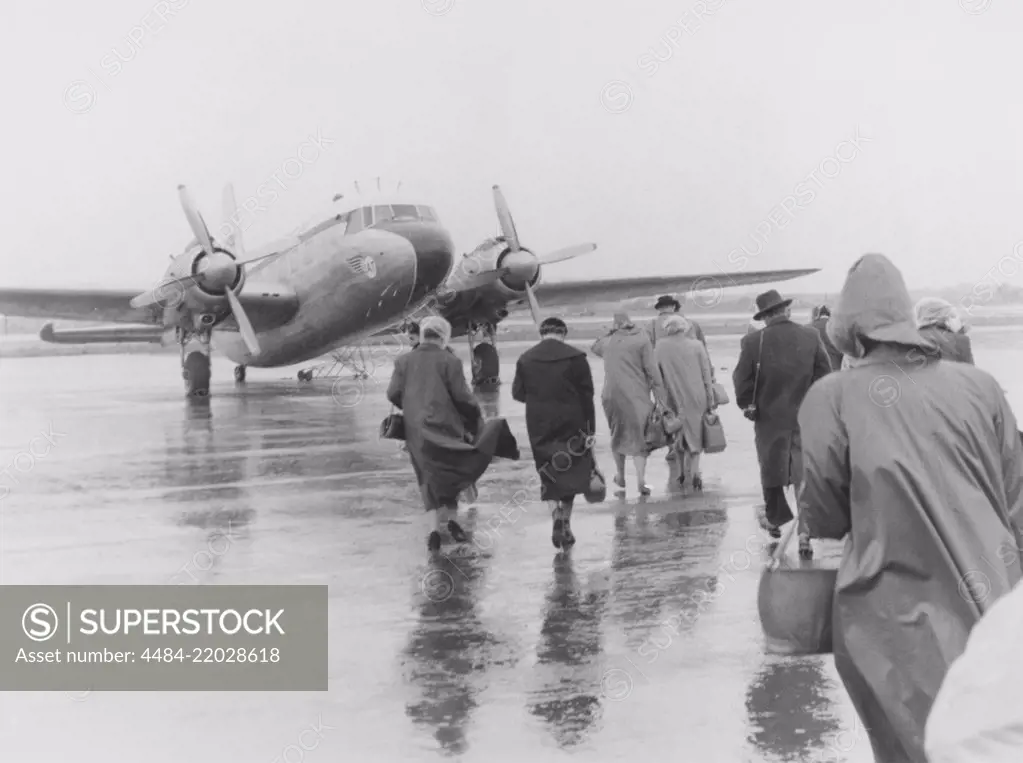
[391,204,419,220]
[372,205,394,224]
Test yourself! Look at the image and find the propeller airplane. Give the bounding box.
[0,183,819,396]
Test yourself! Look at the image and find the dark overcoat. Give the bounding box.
[732,318,831,488]
[917,325,974,364]
[387,343,518,509]
[512,338,596,500]
[811,316,844,371]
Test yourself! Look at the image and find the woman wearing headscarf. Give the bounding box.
[388,316,519,551]
[914,297,974,364]
[654,314,714,490]
[797,253,1023,763]
[591,311,666,496]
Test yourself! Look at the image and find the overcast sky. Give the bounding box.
[4,0,1022,296]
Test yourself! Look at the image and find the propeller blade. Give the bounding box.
[226,289,260,355]
[492,185,520,252]
[129,276,200,308]
[524,282,542,331]
[221,183,243,253]
[538,242,597,265]
[178,185,214,255]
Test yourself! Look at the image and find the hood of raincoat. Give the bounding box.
[826,254,935,358]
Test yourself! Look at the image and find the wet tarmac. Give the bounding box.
[3,328,1021,762]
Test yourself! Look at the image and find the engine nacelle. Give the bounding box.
[455,237,540,300]
[161,246,245,314]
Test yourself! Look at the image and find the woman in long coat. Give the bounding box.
[387,316,519,551]
[914,297,974,364]
[591,311,666,496]
[798,254,1023,762]
[512,317,596,549]
[654,315,715,490]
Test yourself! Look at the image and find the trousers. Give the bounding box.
[763,486,810,535]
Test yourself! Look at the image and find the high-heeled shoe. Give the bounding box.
[448,520,468,544]
[613,475,626,496]
[427,531,442,551]
[639,484,652,496]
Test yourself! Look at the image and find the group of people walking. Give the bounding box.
[385,254,1023,760]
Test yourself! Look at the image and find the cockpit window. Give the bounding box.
[372,205,394,224]
[347,207,365,234]
[417,205,437,222]
[391,204,419,220]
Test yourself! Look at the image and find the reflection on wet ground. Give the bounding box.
[14,330,1013,760]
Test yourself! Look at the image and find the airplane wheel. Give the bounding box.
[297,370,312,382]
[183,352,211,397]
[234,365,246,383]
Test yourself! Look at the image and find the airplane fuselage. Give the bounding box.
[209,213,455,367]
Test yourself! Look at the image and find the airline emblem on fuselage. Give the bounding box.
[347,255,377,279]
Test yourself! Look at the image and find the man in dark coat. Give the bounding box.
[388,316,519,551]
[733,289,831,558]
[471,325,501,387]
[810,305,843,371]
[648,295,706,348]
[512,317,597,549]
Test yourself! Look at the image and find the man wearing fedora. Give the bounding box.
[733,289,831,558]
[649,295,706,348]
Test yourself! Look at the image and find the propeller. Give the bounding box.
[130,184,300,357]
[489,185,596,333]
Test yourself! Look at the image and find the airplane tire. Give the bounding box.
[234,365,246,383]
[183,352,211,397]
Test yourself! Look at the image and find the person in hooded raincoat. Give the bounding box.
[591,310,667,496]
[914,296,974,364]
[388,316,520,551]
[654,314,715,490]
[798,253,1023,763]
[512,317,596,549]
[925,570,1023,762]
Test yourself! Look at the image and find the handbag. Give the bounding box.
[757,498,837,655]
[584,467,607,504]
[711,382,730,406]
[743,329,765,421]
[644,403,670,451]
[379,405,405,440]
[661,407,684,436]
[702,411,727,453]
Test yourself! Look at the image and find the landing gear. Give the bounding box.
[297,369,313,382]
[179,327,212,397]
[234,365,246,383]
[183,352,211,397]
[469,322,501,387]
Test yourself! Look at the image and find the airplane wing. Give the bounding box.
[530,268,820,307]
[1,286,299,335]
[0,288,161,324]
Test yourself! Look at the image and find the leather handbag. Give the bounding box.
[711,382,730,406]
[379,405,405,441]
[661,407,685,436]
[758,505,837,655]
[584,467,607,504]
[644,404,670,451]
[702,411,727,453]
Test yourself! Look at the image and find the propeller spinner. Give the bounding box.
[488,185,596,331]
[129,184,300,356]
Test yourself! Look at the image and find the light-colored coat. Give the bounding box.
[591,325,665,456]
[799,254,1023,763]
[654,332,713,453]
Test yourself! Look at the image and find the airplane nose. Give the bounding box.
[375,220,455,303]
